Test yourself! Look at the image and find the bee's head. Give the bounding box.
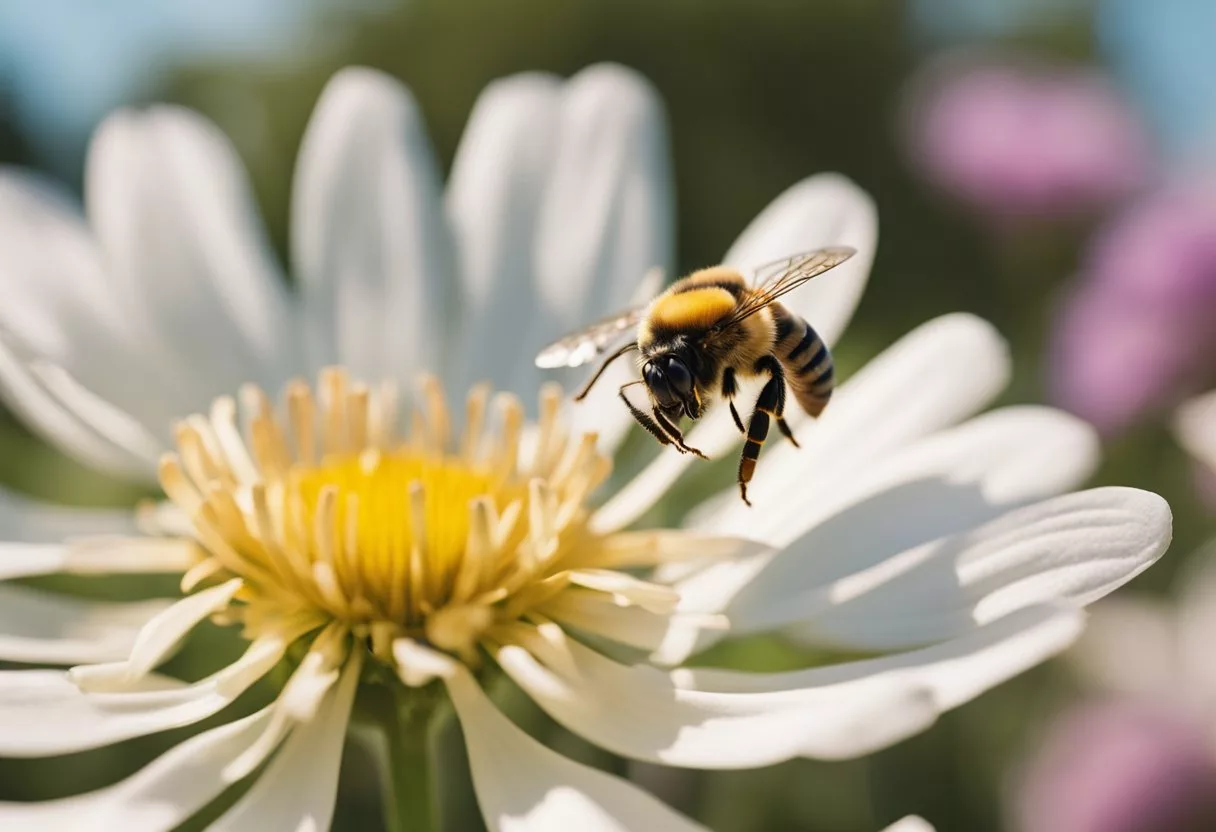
[643,354,696,417]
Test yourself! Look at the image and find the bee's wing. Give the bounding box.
[535,305,648,369]
[718,246,856,327]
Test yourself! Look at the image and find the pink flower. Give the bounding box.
[1016,700,1216,832]
[907,57,1151,221]
[1049,181,1216,434]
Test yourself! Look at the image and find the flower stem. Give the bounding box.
[377,686,441,832]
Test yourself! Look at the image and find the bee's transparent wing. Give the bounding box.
[535,306,647,369]
[721,246,856,326]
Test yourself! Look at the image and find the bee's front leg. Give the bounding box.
[652,409,708,460]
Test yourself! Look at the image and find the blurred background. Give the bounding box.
[2,0,1215,830]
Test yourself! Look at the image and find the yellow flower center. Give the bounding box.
[158,369,613,662]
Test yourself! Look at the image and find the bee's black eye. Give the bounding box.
[665,357,692,395]
[643,361,677,407]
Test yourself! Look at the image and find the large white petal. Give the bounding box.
[535,64,673,349]
[675,605,1084,714]
[495,630,937,766]
[0,635,284,756]
[1175,389,1216,471]
[86,106,295,418]
[0,707,273,830]
[447,72,562,394]
[693,400,1088,548]
[446,663,709,832]
[0,171,180,481]
[666,406,1100,652]
[723,172,877,348]
[782,487,1170,651]
[593,312,1010,534]
[538,65,674,447]
[210,655,361,832]
[0,585,169,665]
[292,67,455,383]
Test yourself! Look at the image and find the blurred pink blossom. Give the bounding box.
[907,59,1151,220]
[1049,182,1216,434]
[1016,700,1216,832]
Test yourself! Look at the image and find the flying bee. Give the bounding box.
[535,246,856,504]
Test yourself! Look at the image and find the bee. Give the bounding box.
[535,246,856,504]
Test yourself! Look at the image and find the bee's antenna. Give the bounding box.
[574,342,638,401]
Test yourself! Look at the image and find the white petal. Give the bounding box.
[292,67,455,383]
[0,543,72,580]
[209,654,362,832]
[1175,389,1216,471]
[541,588,725,654]
[0,635,285,756]
[723,173,877,347]
[676,605,1084,714]
[446,664,709,832]
[495,630,938,766]
[86,106,295,409]
[0,171,125,360]
[0,539,192,581]
[0,585,169,665]
[0,707,274,830]
[536,64,673,344]
[62,537,199,575]
[0,172,177,467]
[535,65,674,444]
[882,816,936,832]
[783,487,1170,651]
[70,578,242,689]
[0,338,156,479]
[27,361,164,465]
[593,312,1010,534]
[697,403,1095,547]
[446,72,562,394]
[667,406,1101,653]
[0,487,135,542]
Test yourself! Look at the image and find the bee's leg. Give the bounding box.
[618,386,675,448]
[738,358,789,505]
[652,409,708,460]
[758,356,800,448]
[721,367,746,434]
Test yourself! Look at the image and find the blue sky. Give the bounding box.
[0,0,320,167]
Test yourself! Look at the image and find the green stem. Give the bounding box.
[378,688,441,832]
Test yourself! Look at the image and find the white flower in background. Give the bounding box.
[0,64,1172,831]
[1070,390,1216,731]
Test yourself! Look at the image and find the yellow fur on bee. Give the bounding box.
[649,287,736,331]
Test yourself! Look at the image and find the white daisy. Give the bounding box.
[0,64,1172,831]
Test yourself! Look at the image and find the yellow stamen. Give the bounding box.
[159,369,632,657]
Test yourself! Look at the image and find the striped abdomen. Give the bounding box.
[770,303,834,417]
